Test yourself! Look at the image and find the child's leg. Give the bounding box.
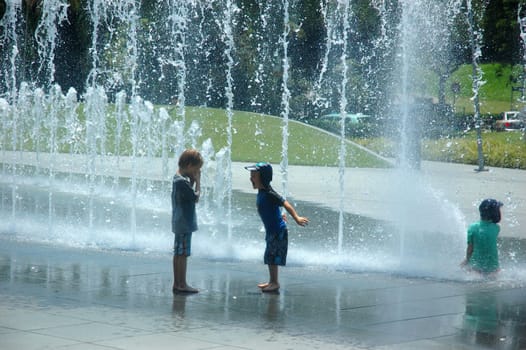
[174,255,183,287]
[172,255,179,291]
[173,233,198,293]
[173,255,187,291]
[260,229,286,292]
[262,264,279,292]
[173,233,183,292]
[174,255,198,293]
[269,264,278,284]
[257,264,272,288]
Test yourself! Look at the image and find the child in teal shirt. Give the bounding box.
[461,198,503,275]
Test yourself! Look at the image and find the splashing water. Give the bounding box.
[0,0,523,282]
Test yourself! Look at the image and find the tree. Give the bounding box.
[482,0,522,63]
[0,0,6,20]
[54,0,90,95]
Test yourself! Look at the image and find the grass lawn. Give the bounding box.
[183,107,389,168]
[5,61,525,170]
[6,100,522,169]
[183,106,525,170]
[354,131,526,169]
[2,103,389,168]
[423,131,526,169]
[182,62,526,169]
[447,63,526,114]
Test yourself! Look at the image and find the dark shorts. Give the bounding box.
[264,228,288,266]
[174,232,192,256]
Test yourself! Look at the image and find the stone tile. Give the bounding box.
[33,322,152,343]
[0,304,89,331]
[374,339,477,350]
[173,324,358,350]
[0,330,80,350]
[1,239,526,350]
[0,326,14,334]
[99,332,231,350]
[54,343,123,350]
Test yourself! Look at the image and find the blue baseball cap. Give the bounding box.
[245,162,273,186]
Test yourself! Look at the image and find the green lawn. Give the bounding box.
[354,131,526,169]
[183,107,389,168]
[5,61,525,170]
[180,107,526,170]
[6,101,522,169]
[423,131,526,169]
[0,102,388,168]
[447,63,526,114]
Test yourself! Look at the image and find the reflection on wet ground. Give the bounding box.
[1,239,525,350]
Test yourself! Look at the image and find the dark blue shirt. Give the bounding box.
[171,174,198,234]
[257,187,286,233]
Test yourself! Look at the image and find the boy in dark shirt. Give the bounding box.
[172,149,203,293]
[245,162,309,292]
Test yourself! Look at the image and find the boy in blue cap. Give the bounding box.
[245,162,309,292]
[461,198,503,276]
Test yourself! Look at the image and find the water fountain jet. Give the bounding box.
[0,0,523,281]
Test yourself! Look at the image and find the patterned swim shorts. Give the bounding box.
[264,228,288,266]
[174,232,192,256]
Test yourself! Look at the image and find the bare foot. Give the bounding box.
[173,285,199,294]
[257,282,270,289]
[262,283,280,293]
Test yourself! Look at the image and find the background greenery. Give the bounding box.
[187,106,526,169]
[181,107,390,167]
[354,131,526,169]
[448,63,525,114]
[1,1,525,169]
[2,0,525,119]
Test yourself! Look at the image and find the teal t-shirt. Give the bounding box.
[467,220,500,272]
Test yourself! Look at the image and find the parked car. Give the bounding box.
[316,112,374,137]
[320,113,370,124]
[495,111,525,131]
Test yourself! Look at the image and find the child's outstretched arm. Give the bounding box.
[283,200,309,226]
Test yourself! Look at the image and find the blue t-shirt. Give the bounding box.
[171,174,198,234]
[467,220,500,272]
[257,187,286,234]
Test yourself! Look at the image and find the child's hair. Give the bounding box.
[178,149,203,168]
[479,198,503,223]
[256,163,272,187]
[245,162,272,188]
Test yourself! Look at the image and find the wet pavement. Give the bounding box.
[1,238,526,350]
[1,152,526,349]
